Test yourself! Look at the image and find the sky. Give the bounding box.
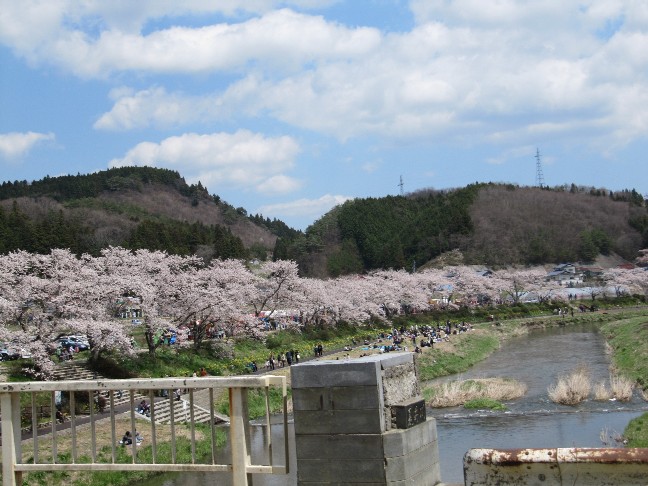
[1,1,647,230]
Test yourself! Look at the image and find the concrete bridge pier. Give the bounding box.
[291,353,441,485]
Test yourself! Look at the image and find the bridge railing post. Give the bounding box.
[1,392,22,486]
[229,387,252,486]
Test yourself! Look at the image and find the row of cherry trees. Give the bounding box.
[0,247,646,377]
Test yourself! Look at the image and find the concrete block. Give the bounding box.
[383,418,438,458]
[297,458,386,483]
[385,441,439,482]
[294,409,385,435]
[382,362,420,407]
[376,352,414,369]
[387,463,442,486]
[293,386,382,411]
[291,360,382,389]
[299,483,387,486]
[291,353,415,389]
[295,434,384,460]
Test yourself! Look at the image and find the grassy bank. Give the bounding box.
[3,417,227,486]
[104,322,391,379]
[415,308,647,383]
[417,331,500,381]
[600,315,648,391]
[599,314,648,446]
[625,414,648,447]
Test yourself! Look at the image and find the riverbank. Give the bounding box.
[417,308,648,410]
[599,314,648,446]
[416,308,643,381]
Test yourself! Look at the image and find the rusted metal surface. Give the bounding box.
[464,447,648,485]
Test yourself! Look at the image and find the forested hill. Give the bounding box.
[0,167,299,260]
[282,184,648,277]
[2,170,646,274]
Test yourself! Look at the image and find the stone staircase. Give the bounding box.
[52,361,228,425]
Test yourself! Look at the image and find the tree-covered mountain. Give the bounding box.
[2,169,645,275]
[0,167,286,261]
[284,183,647,277]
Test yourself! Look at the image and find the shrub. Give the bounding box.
[610,375,634,401]
[426,377,526,408]
[593,381,612,401]
[548,364,591,405]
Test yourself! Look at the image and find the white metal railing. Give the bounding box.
[0,376,288,486]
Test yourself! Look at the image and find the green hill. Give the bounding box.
[284,184,647,277]
[0,167,293,261]
[2,170,645,274]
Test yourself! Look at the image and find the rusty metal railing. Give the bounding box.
[464,447,648,485]
[0,376,288,486]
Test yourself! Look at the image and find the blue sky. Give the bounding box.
[1,1,647,230]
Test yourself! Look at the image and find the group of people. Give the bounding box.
[120,430,143,446]
[264,349,300,370]
[191,367,208,377]
[340,322,473,356]
[54,345,78,361]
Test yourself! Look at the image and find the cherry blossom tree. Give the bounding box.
[246,260,302,319]
[493,268,547,304]
[605,267,648,297]
[0,249,132,377]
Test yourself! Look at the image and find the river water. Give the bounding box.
[429,324,648,482]
[142,324,648,485]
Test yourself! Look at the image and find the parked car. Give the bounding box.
[56,336,91,351]
[0,345,21,361]
[131,319,142,325]
[0,341,31,360]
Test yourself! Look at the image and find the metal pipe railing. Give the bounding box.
[0,376,288,486]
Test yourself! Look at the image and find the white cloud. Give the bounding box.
[6,1,648,157]
[258,194,351,218]
[0,132,55,159]
[108,130,301,192]
[0,6,379,78]
[362,161,380,173]
[256,175,302,194]
[94,87,219,130]
[487,145,535,165]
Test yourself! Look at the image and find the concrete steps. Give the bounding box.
[52,362,228,424]
[150,397,214,425]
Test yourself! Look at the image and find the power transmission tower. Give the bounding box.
[535,148,545,188]
[398,175,404,195]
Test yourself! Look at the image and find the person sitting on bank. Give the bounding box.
[137,400,150,415]
[120,431,133,445]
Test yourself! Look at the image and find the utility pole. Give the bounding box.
[398,175,404,195]
[535,148,545,188]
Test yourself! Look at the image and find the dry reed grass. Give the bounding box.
[547,364,591,405]
[593,381,612,401]
[609,375,634,401]
[427,377,527,408]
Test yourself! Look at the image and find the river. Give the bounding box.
[142,324,648,485]
[430,323,648,482]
